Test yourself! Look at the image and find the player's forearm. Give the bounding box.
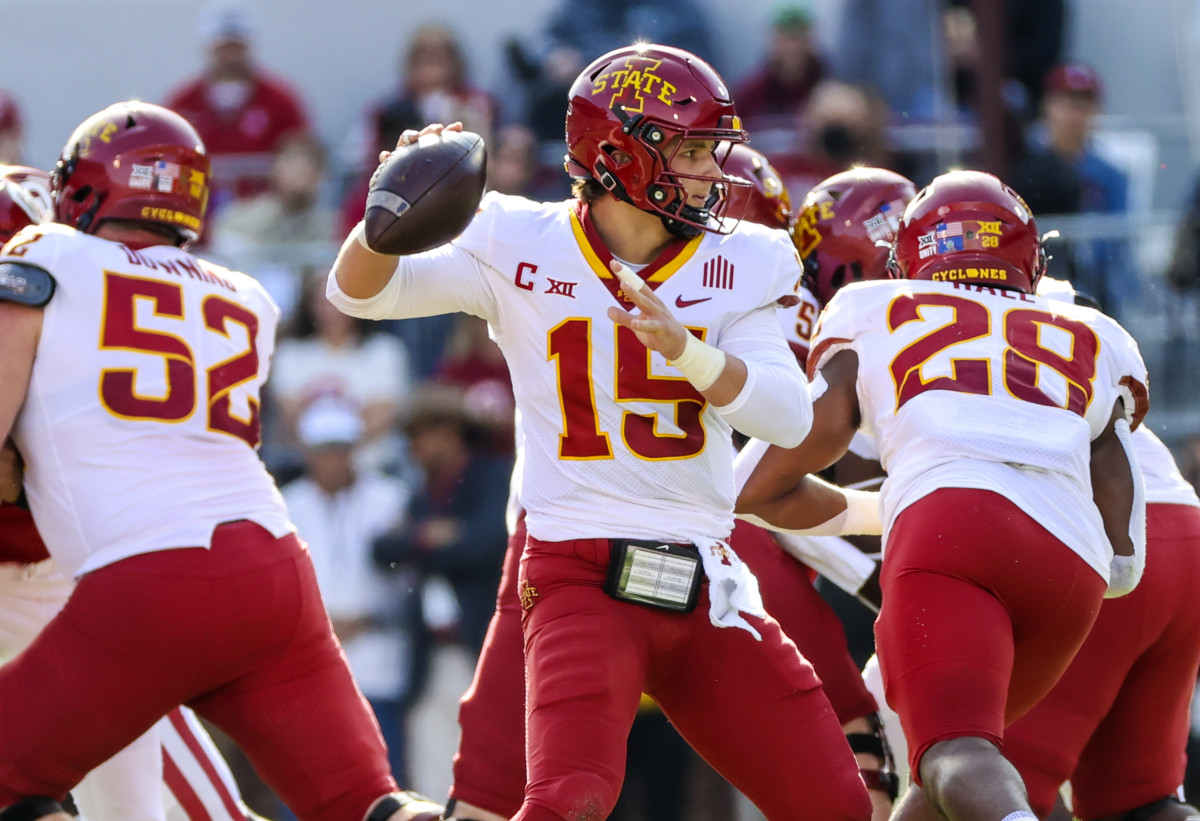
[744,475,881,535]
[0,302,41,451]
[1092,433,1136,558]
[330,223,402,300]
[712,358,811,446]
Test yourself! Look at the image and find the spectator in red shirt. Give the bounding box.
[165,1,310,214]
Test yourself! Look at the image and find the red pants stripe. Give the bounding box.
[875,488,1106,785]
[513,533,872,821]
[0,521,396,821]
[1004,503,1200,819]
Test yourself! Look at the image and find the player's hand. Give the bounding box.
[606,261,690,360]
[379,122,464,163]
[0,437,23,504]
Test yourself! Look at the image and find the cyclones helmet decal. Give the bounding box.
[795,167,917,308]
[565,43,748,236]
[53,100,210,244]
[890,169,1044,293]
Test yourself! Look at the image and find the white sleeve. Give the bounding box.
[326,239,500,325]
[713,304,812,447]
[772,532,879,596]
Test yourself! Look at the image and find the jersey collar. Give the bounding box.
[569,199,703,307]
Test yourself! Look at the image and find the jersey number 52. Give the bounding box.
[98,272,262,448]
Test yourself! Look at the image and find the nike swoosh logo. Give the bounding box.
[675,295,712,308]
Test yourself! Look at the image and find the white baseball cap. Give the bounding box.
[297,397,364,447]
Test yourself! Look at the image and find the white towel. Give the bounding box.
[694,537,767,641]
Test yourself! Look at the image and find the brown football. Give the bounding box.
[362,130,487,255]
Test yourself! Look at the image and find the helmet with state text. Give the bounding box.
[565,43,749,237]
[889,169,1045,294]
[52,101,211,245]
[794,166,916,308]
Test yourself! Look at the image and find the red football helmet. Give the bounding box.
[890,169,1044,293]
[565,43,748,236]
[794,167,916,308]
[718,144,793,230]
[52,101,210,244]
[0,165,53,244]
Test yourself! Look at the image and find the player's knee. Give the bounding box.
[0,796,68,821]
[540,771,619,821]
[917,736,1005,807]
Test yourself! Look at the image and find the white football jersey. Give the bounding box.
[1034,276,1198,507]
[809,278,1148,581]
[3,224,293,577]
[330,192,805,543]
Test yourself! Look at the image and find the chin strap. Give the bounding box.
[846,713,899,800]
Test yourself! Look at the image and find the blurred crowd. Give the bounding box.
[5,0,1200,815]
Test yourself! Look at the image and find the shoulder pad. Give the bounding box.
[0,261,55,307]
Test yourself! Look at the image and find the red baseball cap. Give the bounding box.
[1044,63,1103,100]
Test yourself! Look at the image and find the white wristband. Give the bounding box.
[788,488,882,536]
[840,488,883,536]
[669,333,727,392]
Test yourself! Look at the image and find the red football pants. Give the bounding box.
[512,533,873,821]
[875,488,1106,785]
[1004,503,1200,819]
[449,519,879,818]
[733,521,878,725]
[0,521,396,821]
[450,519,529,817]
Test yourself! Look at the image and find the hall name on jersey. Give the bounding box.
[949,280,1037,301]
[119,245,236,292]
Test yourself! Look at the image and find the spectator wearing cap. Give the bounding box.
[164,0,310,215]
[0,92,22,165]
[372,385,511,658]
[280,396,417,781]
[1012,62,1135,316]
[734,3,826,131]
